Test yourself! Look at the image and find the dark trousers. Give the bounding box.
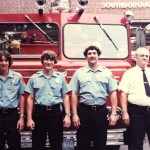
[127,103,150,150]
[0,109,20,150]
[32,105,64,150]
[76,105,108,150]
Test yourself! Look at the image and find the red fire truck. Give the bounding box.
[0,0,137,149]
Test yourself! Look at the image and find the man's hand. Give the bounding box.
[109,114,117,126]
[122,111,130,126]
[26,119,35,130]
[72,114,80,128]
[17,117,24,131]
[63,115,71,128]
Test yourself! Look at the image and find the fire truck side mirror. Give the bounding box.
[77,0,88,9]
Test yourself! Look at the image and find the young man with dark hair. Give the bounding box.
[0,51,25,150]
[69,45,118,150]
[26,50,71,150]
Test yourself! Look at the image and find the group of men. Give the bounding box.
[0,45,149,150]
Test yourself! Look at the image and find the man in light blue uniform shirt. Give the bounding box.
[0,51,25,150]
[26,50,71,150]
[69,45,118,150]
[26,71,69,106]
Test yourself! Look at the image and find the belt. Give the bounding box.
[35,104,61,111]
[80,103,105,111]
[0,108,17,114]
[129,103,150,111]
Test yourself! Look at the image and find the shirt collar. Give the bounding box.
[0,70,13,80]
[135,65,148,71]
[86,65,104,72]
[38,70,57,78]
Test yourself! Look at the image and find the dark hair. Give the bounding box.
[0,51,13,67]
[41,50,57,64]
[83,45,102,57]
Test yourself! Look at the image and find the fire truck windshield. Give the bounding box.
[64,24,128,59]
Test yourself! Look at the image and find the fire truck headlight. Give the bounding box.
[35,0,46,14]
[77,0,88,9]
[124,10,134,22]
[35,0,46,6]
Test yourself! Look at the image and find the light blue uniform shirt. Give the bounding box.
[0,70,25,108]
[25,71,71,106]
[69,66,118,105]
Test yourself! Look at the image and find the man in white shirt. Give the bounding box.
[119,47,150,150]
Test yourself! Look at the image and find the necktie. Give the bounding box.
[142,70,150,96]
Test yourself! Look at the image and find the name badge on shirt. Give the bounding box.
[11,79,15,85]
[56,79,59,84]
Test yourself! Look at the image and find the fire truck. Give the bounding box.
[0,0,137,149]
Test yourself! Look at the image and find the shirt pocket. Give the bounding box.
[79,79,91,91]
[96,76,109,84]
[7,78,20,92]
[95,77,109,93]
[50,81,62,97]
[33,82,45,97]
[132,81,144,92]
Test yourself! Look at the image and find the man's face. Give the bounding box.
[135,49,149,68]
[0,55,9,71]
[86,49,99,65]
[42,58,55,71]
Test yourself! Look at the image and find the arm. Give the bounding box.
[120,91,130,126]
[109,90,118,126]
[26,94,35,130]
[71,91,80,128]
[17,94,25,131]
[63,93,71,128]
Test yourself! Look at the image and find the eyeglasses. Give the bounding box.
[137,54,149,58]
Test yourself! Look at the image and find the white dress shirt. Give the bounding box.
[118,65,150,106]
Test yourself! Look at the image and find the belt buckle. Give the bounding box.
[46,106,51,111]
[91,106,96,111]
[147,106,150,111]
[3,109,8,114]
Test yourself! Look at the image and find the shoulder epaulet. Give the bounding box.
[31,71,41,79]
[11,71,21,77]
[56,71,62,75]
[36,70,42,74]
[79,67,85,70]
[55,71,65,77]
[101,66,107,70]
[34,71,40,75]
[101,67,112,75]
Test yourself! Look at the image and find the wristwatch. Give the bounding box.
[20,114,25,118]
[111,113,117,116]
